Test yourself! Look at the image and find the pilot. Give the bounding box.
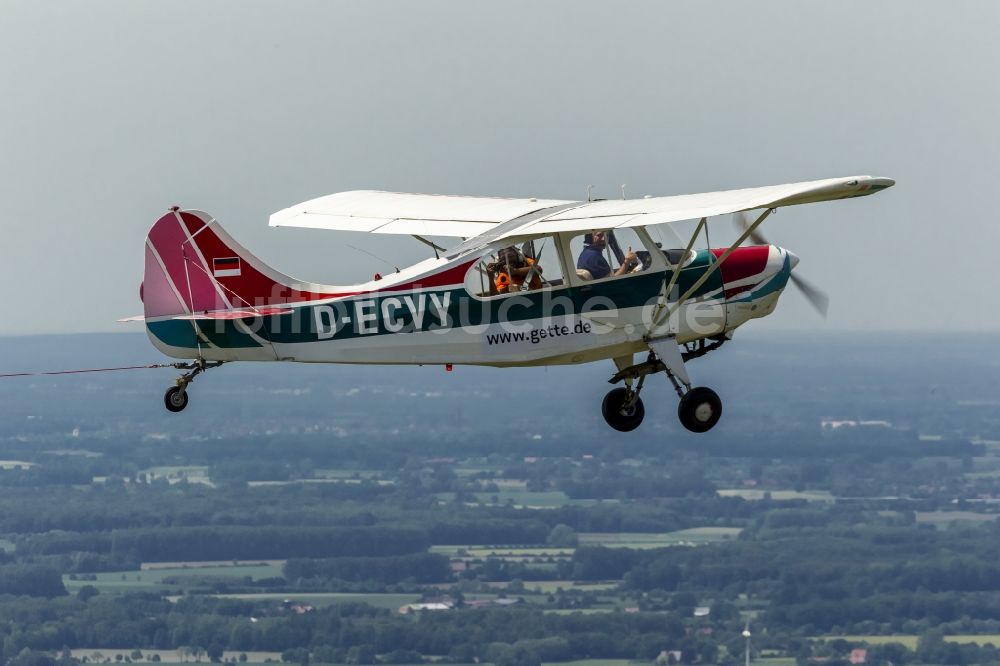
[577,231,638,280]
[490,246,542,294]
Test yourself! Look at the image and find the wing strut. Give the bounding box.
[651,216,707,330]
[412,235,446,258]
[648,208,774,336]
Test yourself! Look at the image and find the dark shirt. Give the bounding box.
[577,245,611,279]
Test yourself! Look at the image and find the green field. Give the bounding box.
[543,608,616,615]
[577,527,741,549]
[474,490,574,508]
[63,563,284,593]
[247,478,395,487]
[946,635,1000,646]
[453,464,505,477]
[717,488,836,502]
[432,528,740,557]
[523,580,618,593]
[823,635,1000,648]
[140,564,283,580]
[208,592,421,610]
[914,511,999,526]
[434,490,581,508]
[822,636,916,648]
[141,559,284,570]
[313,468,381,479]
[431,546,574,558]
[542,659,628,666]
[482,478,528,490]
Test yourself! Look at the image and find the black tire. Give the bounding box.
[601,387,645,432]
[164,386,189,413]
[678,386,722,433]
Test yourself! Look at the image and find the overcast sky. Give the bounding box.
[1,1,997,335]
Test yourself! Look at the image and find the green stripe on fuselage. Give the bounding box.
[148,250,724,350]
[146,318,265,350]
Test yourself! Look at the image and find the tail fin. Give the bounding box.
[142,208,332,320]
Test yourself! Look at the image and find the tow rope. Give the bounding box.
[0,363,173,379]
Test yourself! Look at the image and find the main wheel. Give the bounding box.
[678,386,722,433]
[164,386,189,413]
[601,388,645,432]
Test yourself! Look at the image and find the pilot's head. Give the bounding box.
[498,246,524,267]
[589,231,608,248]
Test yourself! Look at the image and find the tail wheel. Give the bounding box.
[164,386,189,413]
[678,386,722,433]
[602,387,645,432]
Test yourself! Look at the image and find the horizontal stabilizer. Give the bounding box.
[120,307,293,323]
[172,307,294,320]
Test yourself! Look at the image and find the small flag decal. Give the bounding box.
[213,257,241,277]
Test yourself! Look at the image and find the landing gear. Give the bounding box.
[606,336,725,433]
[162,359,224,413]
[677,386,722,433]
[164,386,189,412]
[602,387,646,432]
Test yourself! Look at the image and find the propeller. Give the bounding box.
[733,212,830,318]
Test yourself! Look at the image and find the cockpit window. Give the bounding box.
[645,224,695,268]
[569,228,650,282]
[663,248,690,266]
[463,236,565,299]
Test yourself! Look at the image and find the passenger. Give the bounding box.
[490,246,543,294]
[577,231,638,280]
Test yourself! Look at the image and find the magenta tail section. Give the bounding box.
[142,209,335,320]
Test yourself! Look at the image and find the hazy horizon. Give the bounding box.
[2,1,997,335]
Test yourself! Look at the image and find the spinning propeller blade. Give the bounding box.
[733,211,770,247]
[733,212,829,318]
[789,272,830,318]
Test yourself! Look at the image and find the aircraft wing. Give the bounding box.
[498,175,895,239]
[269,190,575,238]
[269,176,893,244]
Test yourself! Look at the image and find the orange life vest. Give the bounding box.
[495,257,541,294]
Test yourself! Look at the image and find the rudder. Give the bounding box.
[142,208,331,320]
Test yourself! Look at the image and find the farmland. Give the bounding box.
[1,332,999,664]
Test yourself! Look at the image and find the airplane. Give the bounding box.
[128,175,894,432]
